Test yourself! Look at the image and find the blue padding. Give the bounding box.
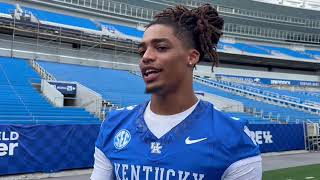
[0,2,15,15]
[258,45,315,59]
[101,22,143,38]
[248,124,305,153]
[305,50,320,57]
[233,43,271,55]
[23,7,100,31]
[0,124,100,175]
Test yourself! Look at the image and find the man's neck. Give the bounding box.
[150,89,198,115]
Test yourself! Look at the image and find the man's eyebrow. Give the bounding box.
[138,38,170,49]
[151,38,170,44]
[138,42,145,49]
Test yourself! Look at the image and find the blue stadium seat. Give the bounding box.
[194,79,320,123]
[0,57,99,124]
[38,61,150,107]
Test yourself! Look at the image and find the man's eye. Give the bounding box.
[138,50,145,57]
[157,47,168,52]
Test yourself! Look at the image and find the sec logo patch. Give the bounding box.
[114,129,131,150]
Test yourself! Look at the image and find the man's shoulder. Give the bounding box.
[96,103,146,150]
[102,104,144,126]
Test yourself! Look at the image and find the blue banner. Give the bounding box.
[48,81,77,95]
[247,124,305,153]
[216,74,320,87]
[0,124,100,175]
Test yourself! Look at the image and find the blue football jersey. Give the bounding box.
[96,100,260,180]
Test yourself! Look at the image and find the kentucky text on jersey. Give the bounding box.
[96,100,260,179]
[114,163,204,180]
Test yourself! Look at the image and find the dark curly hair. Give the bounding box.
[147,4,224,70]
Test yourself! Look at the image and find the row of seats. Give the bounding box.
[0,57,99,124]
[194,81,320,123]
[218,79,320,104]
[1,2,319,60]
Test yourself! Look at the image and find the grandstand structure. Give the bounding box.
[0,0,320,176]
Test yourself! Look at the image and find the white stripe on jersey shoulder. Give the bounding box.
[115,105,138,111]
[213,106,221,111]
[231,117,240,121]
[221,155,262,180]
[213,105,241,121]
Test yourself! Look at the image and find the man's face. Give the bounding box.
[138,24,192,95]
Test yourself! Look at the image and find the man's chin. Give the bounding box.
[145,85,162,94]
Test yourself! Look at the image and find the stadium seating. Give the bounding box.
[0,2,313,61]
[38,61,150,107]
[0,57,99,124]
[22,7,100,31]
[219,79,320,105]
[194,80,320,123]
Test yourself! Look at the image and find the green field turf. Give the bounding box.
[263,164,320,180]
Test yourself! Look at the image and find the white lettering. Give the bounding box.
[250,131,273,145]
[114,163,121,180]
[1,132,9,141]
[10,132,19,141]
[178,171,190,180]
[122,164,129,180]
[192,173,204,180]
[263,131,273,143]
[255,131,263,144]
[143,166,152,180]
[271,80,290,85]
[0,143,8,156]
[166,169,175,180]
[131,165,140,180]
[155,167,165,180]
[8,143,18,156]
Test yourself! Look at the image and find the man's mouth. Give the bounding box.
[142,67,162,82]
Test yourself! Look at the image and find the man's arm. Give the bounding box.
[90,147,114,180]
[222,155,262,180]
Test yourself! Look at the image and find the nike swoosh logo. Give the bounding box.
[185,137,207,145]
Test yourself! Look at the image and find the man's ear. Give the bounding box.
[188,49,200,67]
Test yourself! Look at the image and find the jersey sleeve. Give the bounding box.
[90,147,114,180]
[221,155,262,180]
[213,111,261,177]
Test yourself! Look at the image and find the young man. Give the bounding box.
[91,4,262,180]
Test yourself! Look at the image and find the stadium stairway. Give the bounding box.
[37,61,150,107]
[0,57,100,124]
